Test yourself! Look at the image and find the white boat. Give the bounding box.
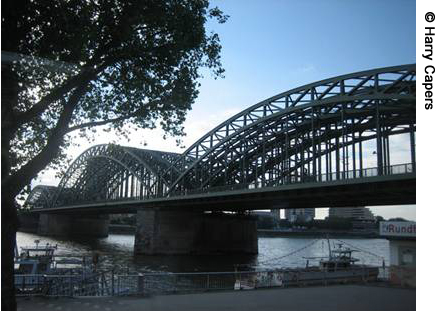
[234,240,379,290]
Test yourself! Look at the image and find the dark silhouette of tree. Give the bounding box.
[256,217,276,229]
[309,218,353,230]
[388,217,409,222]
[1,1,227,309]
[278,219,292,229]
[375,215,385,222]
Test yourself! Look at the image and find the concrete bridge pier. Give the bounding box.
[134,209,258,255]
[37,213,109,237]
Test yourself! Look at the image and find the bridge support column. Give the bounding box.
[38,214,109,237]
[17,213,40,233]
[134,210,258,255]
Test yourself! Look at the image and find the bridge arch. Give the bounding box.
[27,64,415,209]
[24,185,58,209]
[165,64,415,194]
[51,144,180,207]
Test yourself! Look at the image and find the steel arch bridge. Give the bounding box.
[26,64,416,210]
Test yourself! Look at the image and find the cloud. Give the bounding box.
[33,168,59,187]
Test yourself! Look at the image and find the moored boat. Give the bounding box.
[234,239,379,290]
[14,240,96,294]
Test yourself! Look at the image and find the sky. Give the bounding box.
[36,0,416,220]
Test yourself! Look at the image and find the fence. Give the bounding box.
[15,265,414,297]
[15,272,113,297]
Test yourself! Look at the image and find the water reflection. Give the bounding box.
[16,232,389,273]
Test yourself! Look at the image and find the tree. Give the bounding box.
[1,1,227,309]
[256,216,275,230]
[374,215,385,224]
[375,215,385,222]
[388,217,408,222]
[278,219,292,229]
[311,218,353,230]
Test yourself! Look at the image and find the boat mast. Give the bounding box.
[326,235,332,260]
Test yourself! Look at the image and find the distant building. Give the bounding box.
[251,211,273,219]
[328,206,375,221]
[250,210,281,221]
[270,209,281,221]
[285,208,315,222]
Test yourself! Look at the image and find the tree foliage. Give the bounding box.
[295,218,353,231]
[1,2,227,310]
[256,216,276,230]
[2,0,228,197]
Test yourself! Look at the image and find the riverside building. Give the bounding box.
[285,208,315,222]
[328,206,375,221]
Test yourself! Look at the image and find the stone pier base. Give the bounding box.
[18,213,40,233]
[38,213,109,237]
[134,210,258,255]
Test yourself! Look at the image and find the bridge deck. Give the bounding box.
[31,172,415,214]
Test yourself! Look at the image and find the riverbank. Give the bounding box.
[17,284,415,311]
[108,224,136,234]
[257,229,380,239]
[106,225,380,239]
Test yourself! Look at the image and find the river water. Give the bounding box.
[16,232,389,273]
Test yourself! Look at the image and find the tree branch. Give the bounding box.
[12,55,119,134]
[66,102,156,133]
[67,115,133,133]
[2,82,90,196]
[15,70,98,126]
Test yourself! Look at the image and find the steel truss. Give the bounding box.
[165,64,415,195]
[50,144,181,207]
[24,185,58,209]
[26,64,416,209]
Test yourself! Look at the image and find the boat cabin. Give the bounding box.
[319,245,359,271]
[15,241,57,274]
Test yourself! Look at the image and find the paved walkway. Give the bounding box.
[17,285,416,311]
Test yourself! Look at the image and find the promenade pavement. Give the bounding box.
[17,284,416,311]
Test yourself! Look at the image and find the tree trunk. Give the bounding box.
[2,62,19,311]
[1,195,18,311]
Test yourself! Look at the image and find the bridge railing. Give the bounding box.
[317,162,414,182]
[168,163,414,197]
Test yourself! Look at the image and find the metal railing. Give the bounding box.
[16,265,415,297]
[168,162,414,197]
[15,272,112,297]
